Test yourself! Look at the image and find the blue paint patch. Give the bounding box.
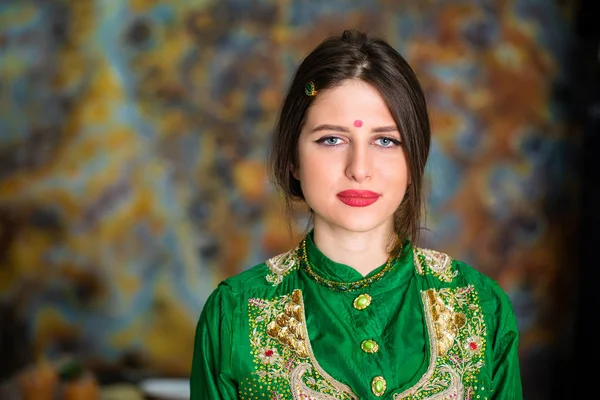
[425,140,462,209]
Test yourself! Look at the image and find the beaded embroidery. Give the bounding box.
[299,238,403,292]
[392,248,491,399]
[265,246,300,286]
[246,289,358,399]
[393,286,487,399]
[251,244,493,400]
[413,247,457,282]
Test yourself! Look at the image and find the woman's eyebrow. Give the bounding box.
[309,124,399,134]
[372,125,399,133]
[310,124,350,133]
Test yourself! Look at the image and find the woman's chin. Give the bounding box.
[316,214,394,234]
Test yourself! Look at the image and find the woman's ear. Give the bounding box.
[290,164,299,180]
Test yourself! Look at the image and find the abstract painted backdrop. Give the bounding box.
[0,1,580,399]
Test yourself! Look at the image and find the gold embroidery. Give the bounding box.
[252,243,490,400]
[413,248,457,282]
[291,363,342,400]
[426,289,467,356]
[300,238,402,291]
[394,286,486,400]
[267,291,310,358]
[266,246,300,286]
[248,290,357,399]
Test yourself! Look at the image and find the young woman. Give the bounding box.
[191,29,523,399]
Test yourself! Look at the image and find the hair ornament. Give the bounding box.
[304,81,318,97]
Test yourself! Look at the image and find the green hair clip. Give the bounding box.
[304,81,318,97]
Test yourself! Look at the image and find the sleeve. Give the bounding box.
[489,285,524,400]
[190,283,238,399]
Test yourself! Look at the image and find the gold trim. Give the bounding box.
[265,246,299,286]
[353,294,372,310]
[301,239,402,291]
[413,247,456,282]
[266,289,358,399]
[304,81,318,97]
[361,339,379,354]
[393,289,464,399]
[371,376,387,397]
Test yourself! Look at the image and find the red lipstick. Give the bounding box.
[337,190,380,207]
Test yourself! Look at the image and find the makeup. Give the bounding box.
[336,190,380,207]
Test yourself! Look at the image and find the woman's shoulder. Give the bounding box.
[412,245,511,302]
[218,262,271,292]
[218,244,302,295]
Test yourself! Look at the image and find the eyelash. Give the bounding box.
[375,137,402,147]
[315,136,402,147]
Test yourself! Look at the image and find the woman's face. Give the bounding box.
[293,79,409,235]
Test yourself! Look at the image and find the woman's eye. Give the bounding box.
[317,136,343,146]
[375,137,401,147]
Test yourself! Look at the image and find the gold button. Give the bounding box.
[353,293,372,310]
[361,339,379,353]
[371,376,386,397]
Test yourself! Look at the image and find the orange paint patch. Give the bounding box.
[233,160,267,202]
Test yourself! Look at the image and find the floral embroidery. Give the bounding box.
[271,391,283,400]
[394,286,487,399]
[259,348,280,365]
[241,244,494,400]
[265,246,300,286]
[244,290,357,399]
[413,247,457,282]
[464,335,483,355]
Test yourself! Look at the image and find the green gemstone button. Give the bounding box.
[361,339,379,353]
[353,293,372,310]
[371,376,386,396]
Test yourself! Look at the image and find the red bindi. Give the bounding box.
[353,119,363,127]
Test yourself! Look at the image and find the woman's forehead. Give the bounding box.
[304,81,394,125]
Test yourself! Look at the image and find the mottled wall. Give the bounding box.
[0,0,579,398]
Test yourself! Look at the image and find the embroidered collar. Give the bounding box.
[300,230,409,292]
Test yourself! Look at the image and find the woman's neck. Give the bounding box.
[311,224,395,277]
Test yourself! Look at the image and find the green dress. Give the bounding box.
[191,231,523,399]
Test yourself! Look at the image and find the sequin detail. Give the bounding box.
[390,249,490,399]
[253,244,494,399]
[393,286,487,399]
[413,247,457,282]
[246,290,358,399]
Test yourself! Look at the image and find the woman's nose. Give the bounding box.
[345,144,371,182]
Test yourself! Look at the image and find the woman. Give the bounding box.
[191,29,523,399]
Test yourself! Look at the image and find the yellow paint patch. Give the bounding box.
[130,0,159,13]
[34,307,81,357]
[233,160,266,202]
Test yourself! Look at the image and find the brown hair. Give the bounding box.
[267,29,431,246]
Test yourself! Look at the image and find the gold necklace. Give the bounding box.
[299,238,402,292]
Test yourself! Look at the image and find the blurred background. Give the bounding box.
[0,0,598,399]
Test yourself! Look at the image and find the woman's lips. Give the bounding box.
[336,190,380,207]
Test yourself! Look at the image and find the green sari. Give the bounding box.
[191,231,523,399]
